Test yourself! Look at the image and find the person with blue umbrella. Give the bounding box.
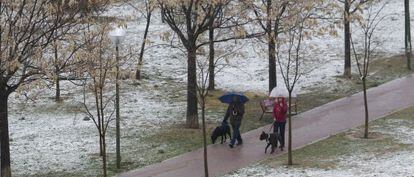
[219,93,249,148]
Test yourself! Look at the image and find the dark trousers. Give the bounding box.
[230,121,242,145]
[273,121,286,147]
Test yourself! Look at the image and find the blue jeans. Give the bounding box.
[230,121,242,145]
[273,121,286,147]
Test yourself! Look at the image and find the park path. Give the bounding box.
[119,74,414,177]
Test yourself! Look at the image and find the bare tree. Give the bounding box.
[158,0,225,128]
[250,0,289,92]
[0,1,82,176]
[276,23,305,167]
[47,32,83,102]
[245,0,336,92]
[336,0,372,78]
[195,56,212,177]
[78,22,117,177]
[205,1,258,90]
[205,1,242,91]
[125,0,155,80]
[137,0,153,80]
[350,1,386,139]
[275,0,325,165]
[45,3,83,102]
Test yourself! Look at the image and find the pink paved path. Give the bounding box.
[119,74,414,177]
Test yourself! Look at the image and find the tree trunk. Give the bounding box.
[99,136,103,156]
[0,90,11,177]
[187,48,199,129]
[136,10,152,80]
[201,101,209,177]
[343,1,352,78]
[208,25,215,91]
[55,75,61,102]
[161,9,165,23]
[79,0,89,17]
[98,82,107,176]
[268,37,277,92]
[54,40,61,102]
[405,0,412,70]
[266,0,277,92]
[102,134,107,177]
[93,86,103,156]
[287,91,293,165]
[362,77,369,139]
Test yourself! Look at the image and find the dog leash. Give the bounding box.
[261,121,274,134]
[267,122,274,133]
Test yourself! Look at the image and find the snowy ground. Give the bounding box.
[225,116,414,177]
[9,79,188,176]
[106,0,410,94]
[225,151,414,177]
[8,0,413,176]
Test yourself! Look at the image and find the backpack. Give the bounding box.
[230,104,243,122]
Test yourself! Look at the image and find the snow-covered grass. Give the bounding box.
[103,0,411,94]
[214,0,411,93]
[9,78,188,176]
[224,107,414,177]
[7,0,414,176]
[225,151,414,177]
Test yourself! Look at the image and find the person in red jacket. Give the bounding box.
[273,97,287,151]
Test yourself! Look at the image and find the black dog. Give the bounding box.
[211,125,231,144]
[259,131,281,154]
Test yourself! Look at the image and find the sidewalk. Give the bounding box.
[120,74,414,177]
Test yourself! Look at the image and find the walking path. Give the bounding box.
[120,74,414,177]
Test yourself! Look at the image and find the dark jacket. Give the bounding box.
[223,103,245,125]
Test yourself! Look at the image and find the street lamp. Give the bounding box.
[109,27,125,169]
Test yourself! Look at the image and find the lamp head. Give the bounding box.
[109,27,126,46]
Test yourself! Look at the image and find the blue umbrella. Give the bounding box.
[219,92,249,104]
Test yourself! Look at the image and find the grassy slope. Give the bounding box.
[36,54,414,177]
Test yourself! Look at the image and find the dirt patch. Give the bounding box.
[345,131,385,140]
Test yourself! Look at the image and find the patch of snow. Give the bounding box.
[9,78,187,176]
[226,151,414,177]
[226,118,414,177]
[375,119,414,145]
